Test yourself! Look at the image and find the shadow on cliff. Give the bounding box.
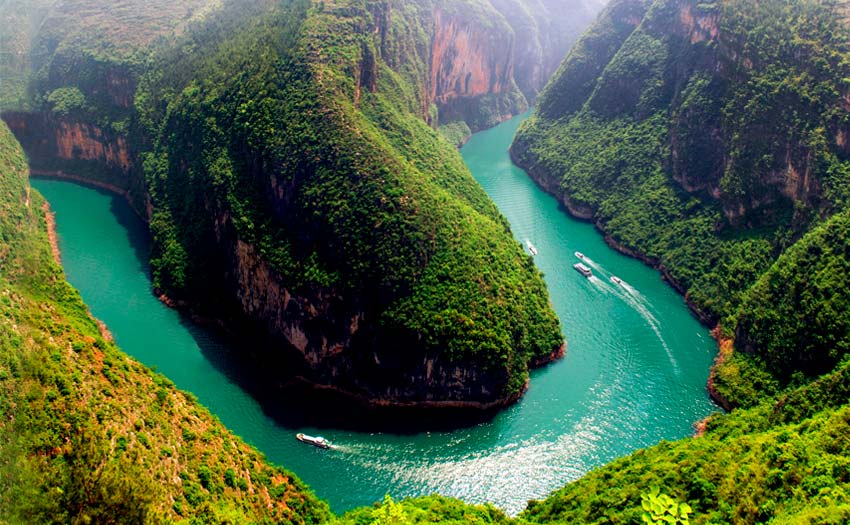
[176,317,508,433]
[80,176,507,434]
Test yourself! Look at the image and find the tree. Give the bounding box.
[641,488,692,525]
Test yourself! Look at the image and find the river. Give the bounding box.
[31,113,717,515]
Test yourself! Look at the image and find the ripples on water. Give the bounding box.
[32,113,718,515]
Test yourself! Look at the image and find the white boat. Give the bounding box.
[526,240,538,256]
[573,262,592,277]
[296,433,331,449]
[611,276,624,285]
[574,251,585,260]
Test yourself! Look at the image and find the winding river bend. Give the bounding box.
[32,113,717,515]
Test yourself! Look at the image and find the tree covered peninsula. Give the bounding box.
[0,0,606,410]
[6,0,850,522]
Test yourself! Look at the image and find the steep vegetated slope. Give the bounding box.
[138,0,564,410]
[0,0,607,411]
[0,120,331,524]
[513,0,850,403]
[508,0,850,521]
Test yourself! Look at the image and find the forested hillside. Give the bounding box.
[508,0,850,521]
[0,0,619,411]
[0,120,332,524]
[513,0,850,404]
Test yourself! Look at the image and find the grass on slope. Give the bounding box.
[139,0,562,400]
[0,120,330,524]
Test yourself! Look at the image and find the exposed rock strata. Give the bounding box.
[0,0,603,414]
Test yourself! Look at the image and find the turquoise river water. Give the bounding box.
[32,113,718,515]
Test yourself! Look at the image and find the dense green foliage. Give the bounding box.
[504,0,850,522]
[513,0,850,400]
[134,0,562,400]
[335,495,512,525]
[735,211,850,382]
[0,121,330,524]
[640,489,692,525]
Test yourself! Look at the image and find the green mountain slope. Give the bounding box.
[0,120,331,524]
[503,0,850,521]
[134,0,564,409]
[512,0,850,403]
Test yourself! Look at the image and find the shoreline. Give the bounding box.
[154,289,565,416]
[41,193,114,343]
[42,201,61,266]
[30,169,131,199]
[706,326,734,411]
[29,169,149,222]
[509,143,727,413]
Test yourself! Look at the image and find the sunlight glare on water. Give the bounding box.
[32,112,717,515]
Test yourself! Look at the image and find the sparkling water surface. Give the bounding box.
[32,113,717,515]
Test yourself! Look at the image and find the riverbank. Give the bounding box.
[510,144,726,413]
[42,201,61,265]
[510,147,717,326]
[29,169,149,221]
[41,192,114,343]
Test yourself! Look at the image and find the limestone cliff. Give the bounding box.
[1,0,595,412]
[428,4,525,131]
[3,111,147,215]
[379,0,605,135]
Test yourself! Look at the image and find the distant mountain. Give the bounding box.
[1,0,606,428]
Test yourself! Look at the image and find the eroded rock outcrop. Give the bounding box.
[3,111,147,215]
[3,0,596,414]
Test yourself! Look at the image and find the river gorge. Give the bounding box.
[32,112,718,515]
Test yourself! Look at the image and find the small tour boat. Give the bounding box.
[573,262,592,277]
[296,433,331,449]
[527,240,538,256]
[574,251,585,260]
[611,276,624,285]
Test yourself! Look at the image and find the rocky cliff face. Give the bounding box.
[3,0,583,412]
[428,5,524,131]
[490,0,608,101]
[391,0,605,134]
[3,111,147,215]
[5,114,132,172]
[227,238,520,409]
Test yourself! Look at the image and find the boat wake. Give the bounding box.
[610,286,680,374]
[573,252,680,374]
[580,256,605,273]
[327,443,354,453]
[619,281,648,306]
[588,275,613,295]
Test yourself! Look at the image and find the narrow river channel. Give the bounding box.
[31,112,717,515]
